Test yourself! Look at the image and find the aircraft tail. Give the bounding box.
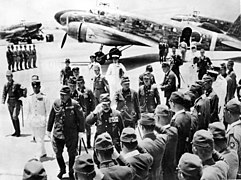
[227,15,241,40]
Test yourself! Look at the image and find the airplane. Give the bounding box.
[0,21,44,44]
[171,11,233,33]
[54,8,241,65]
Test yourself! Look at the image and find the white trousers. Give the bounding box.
[32,126,46,158]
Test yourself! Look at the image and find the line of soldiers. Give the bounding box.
[6,44,37,72]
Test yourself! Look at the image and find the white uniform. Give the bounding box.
[106,62,126,100]
[186,50,198,87]
[26,92,50,158]
[213,74,227,121]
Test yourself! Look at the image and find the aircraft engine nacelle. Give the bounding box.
[191,31,202,43]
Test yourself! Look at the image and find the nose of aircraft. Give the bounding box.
[54,11,67,24]
[66,22,80,40]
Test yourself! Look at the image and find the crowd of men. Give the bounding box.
[3,46,241,180]
[6,44,37,72]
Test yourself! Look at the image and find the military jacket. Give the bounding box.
[93,75,109,98]
[197,56,212,71]
[23,49,29,59]
[204,88,219,123]
[139,84,160,113]
[2,80,22,104]
[170,54,182,74]
[161,70,176,98]
[47,98,85,139]
[6,50,13,62]
[78,87,95,115]
[139,72,156,86]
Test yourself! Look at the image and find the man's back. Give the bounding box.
[201,161,228,180]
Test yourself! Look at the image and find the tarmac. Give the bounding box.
[0,29,241,180]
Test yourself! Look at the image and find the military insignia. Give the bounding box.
[230,142,235,149]
[37,97,43,101]
[109,117,118,123]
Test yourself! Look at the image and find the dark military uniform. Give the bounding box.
[16,49,21,71]
[12,49,17,71]
[204,88,219,123]
[2,79,23,136]
[6,47,13,71]
[60,66,73,85]
[159,42,169,62]
[32,46,37,68]
[170,53,183,88]
[28,47,33,68]
[139,72,156,86]
[47,97,85,176]
[93,74,109,105]
[19,47,24,70]
[23,47,29,69]
[197,56,212,80]
[228,69,237,99]
[139,84,160,113]
[115,88,140,128]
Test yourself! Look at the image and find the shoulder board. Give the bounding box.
[40,92,45,95]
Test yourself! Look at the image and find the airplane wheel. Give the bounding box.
[95,51,107,65]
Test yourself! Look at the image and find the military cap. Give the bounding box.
[76,76,84,83]
[139,113,155,125]
[121,76,130,84]
[202,74,213,82]
[120,127,137,143]
[192,130,214,149]
[74,154,96,178]
[169,91,184,105]
[6,70,13,76]
[95,132,113,150]
[154,104,170,117]
[68,77,77,85]
[225,98,241,114]
[146,65,153,72]
[162,62,170,68]
[24,45,27,48]
[72,67,79,72]
[60,85,71,95]
[190,84,202,92]
[23,159,47,180]
[178,153,202,177]
[227,59,234,66]
[65,58,70,63]
[31,75,40,83]
[207,70,219,78]
[143,72,151,79]
[209,122,226,140]
[99,93,111,103]
[220,63,226,69]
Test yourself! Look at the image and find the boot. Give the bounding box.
[11,119,17,136]
[69,155,75,175]
[15,119,21,137]
[87,134,92,149]
[56,156,66,179]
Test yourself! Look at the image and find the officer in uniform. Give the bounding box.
[160,62,176,107]
[47,86,85,179]
[26,75,50,159]
[169,47,183,88]
[95,132,135,179]
[224,98,241,178]
[86,93,124,152]
[177,153,203,180]
[6,45,13,71]
[77,76,95,148]
[28,45,33,68]
[32,44,37,68]
[139,73,160,113]
[23,45,29,69]
[120,127,153,180]
[2,70,25,137]
[138,114,167,180]
[227,60,237,99]
[196,49,212,80]
[159,39,169,62]
[139,65,156,86]
[202,74,219,123]
[11,45,17,71]
[192,130,229,180]
[72,67,80,80]
[93,64,109,105]
[115,76,140,128]
[60,59,73,85]
[19,45,24,70]
[209,122,239,179]
[154,105,178,180]
[15,46,21,71]
[169,91,191,162]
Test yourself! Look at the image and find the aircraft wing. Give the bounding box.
[221,40,241,50]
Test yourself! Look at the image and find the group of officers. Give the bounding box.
[3,46,241,180]
[6,44,37,72]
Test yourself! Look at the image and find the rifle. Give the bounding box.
[79,137,88,155]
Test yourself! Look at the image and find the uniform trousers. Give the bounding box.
[8,101,21,135]
[32,126,46,158]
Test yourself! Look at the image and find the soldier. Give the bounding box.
[95,132,135,179]
[224,98,241,178]
[93,64,109,105]
[154,105,178,180]
[60,58,73,85]
[88,55,102,87]
[139,73,160,113]
[177,153,203,180]
[6,45,13,71]
[68,77,83,104]
[2,70,25,137]
[120,127,153,180]
[15,46,21,71]
[158,39,169,62]
[28,45,33,68]
[32,44,37,68]
[139,65,156,86]
[47,86,85,179]
[19,45,24,70]
[86,93,124,152]
[138,114,167,180]
[209,122,239,179]
[11,45,17,71]
[179,41,187,61]
[115,76,140,128]
[192,130,229,179]
[196,49,212,80]
[23,45,29,69]
[227,60,237,98]
[202,74,219,123]
[77,76,95,148]
[169,46,183,88]
[169,91,191,162]
[72,67,80,80]
[160,62,176,107]
[26,75,50,159]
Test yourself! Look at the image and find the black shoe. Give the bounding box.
[87,144,92,149]
[11,132,17,136]
[15,133,20,137]
[57,170,66,179]
[12,70,15,72]
[69,172,74,180]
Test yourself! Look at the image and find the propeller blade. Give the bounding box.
[61,33,67,48]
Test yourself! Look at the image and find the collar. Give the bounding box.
[227,119,241,132]
[172,109,185,120]
[121,150,140,160]
[202,158,215,166]
[99,160,116,168]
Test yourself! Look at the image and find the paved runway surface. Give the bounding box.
[0,29,241,179]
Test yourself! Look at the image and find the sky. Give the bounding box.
[0,0,240,27]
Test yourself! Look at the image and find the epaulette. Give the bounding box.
[40,92,45,96]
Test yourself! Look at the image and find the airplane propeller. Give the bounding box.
[61,33,67,48]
